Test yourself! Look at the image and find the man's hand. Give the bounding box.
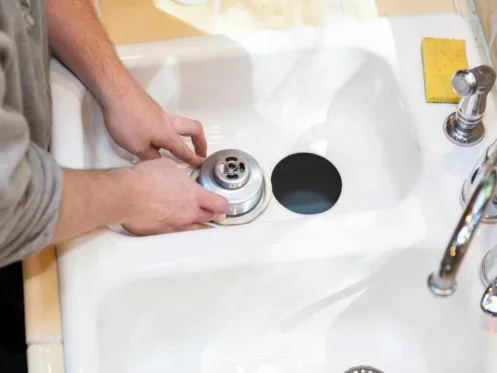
[50,159,229,244]
[46,0,206,167]
[123,158,228,234]
[103,87,207,167]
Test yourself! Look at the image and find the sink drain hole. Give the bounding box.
[344,366,384,373]
[271,153,342,215]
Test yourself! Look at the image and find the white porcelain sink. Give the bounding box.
[51,13,497,373]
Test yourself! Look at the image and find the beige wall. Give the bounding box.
[93,0,497,69]
[474,0,497,66]
[97,0,454,45]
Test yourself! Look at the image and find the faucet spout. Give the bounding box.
[428,166,497,296]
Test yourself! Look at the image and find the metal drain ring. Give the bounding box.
[344,366,384,373]
[199,149,264,216]
[190,168,271,226]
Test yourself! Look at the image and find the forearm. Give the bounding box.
[50,167,133,245]
[45,0,135,107]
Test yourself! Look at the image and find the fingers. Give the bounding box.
[196,208,226,224]
[169,114,208,158]
[138,146,161,161]
[197,187,230,214]
[162,135,205,167]
[183,223,213,232]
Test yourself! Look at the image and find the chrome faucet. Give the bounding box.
[429,138,497,317]
[444,65,496,146]
[429,65,497,315]
[427,158,497,296]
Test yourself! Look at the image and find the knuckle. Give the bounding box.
[193,120,202,130]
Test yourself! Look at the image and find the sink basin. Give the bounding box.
[96,247,488,373]
[67,42,421,218]
[51,13,497,373]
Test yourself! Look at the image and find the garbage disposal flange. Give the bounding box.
[199,149,264,216]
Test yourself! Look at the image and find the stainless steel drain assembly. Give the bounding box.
[344,366,384,373]
[191,149,271,225]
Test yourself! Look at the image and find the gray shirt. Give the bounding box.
[0,0,62,266]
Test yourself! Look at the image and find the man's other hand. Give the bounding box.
[123,158,229,235]
[103,86,207,167]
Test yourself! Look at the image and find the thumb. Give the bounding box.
[197,187,230,214]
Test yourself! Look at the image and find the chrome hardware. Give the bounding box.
[213,153,250,190]
[428,145,497,296]
[344,367,384,373]
[199,149,264,217]
[481,279,497,316]
[462,139,497,222]
[444,65,496,146]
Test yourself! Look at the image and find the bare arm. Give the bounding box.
[49,168,131,245]
[45,0,209,165]
[45,0,134,108]
[0,27,128,264]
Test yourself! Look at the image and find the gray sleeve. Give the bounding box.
[0,33,62,266]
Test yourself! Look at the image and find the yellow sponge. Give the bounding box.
[421,37,469,103]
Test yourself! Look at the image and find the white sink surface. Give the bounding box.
[51,13,497,373]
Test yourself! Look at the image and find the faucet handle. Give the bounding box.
[481,279,497,316]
